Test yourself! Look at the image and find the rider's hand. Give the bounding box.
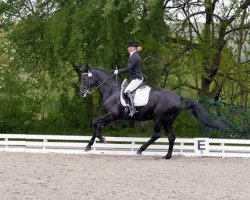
[114,70,119,75]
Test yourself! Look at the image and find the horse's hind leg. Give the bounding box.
[162,120,176,159]
[85,113,114,151]
[137,119,162,155]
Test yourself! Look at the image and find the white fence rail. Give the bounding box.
[0,134,250,158]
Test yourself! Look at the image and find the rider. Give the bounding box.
[114,41,145,117]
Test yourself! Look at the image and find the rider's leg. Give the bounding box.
[124,78,143,117]
[124,78,144,94]
[126,90,137,116]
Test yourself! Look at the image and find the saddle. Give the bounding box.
[120,79,151,107]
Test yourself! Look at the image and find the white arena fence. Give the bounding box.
[0,134,250,158]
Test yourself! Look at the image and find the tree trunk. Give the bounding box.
[236,9,247,106]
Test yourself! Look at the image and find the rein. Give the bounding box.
[81,72,116,96]
[91,73,116,93]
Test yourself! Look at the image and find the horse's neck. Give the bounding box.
[95,70,120,101]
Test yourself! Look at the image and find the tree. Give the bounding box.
[163,0,250,104]
[0,0,249,135]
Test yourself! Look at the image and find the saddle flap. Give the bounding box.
[133,86,151,106]
[120,80,151,107]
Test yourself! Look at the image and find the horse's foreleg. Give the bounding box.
[136,119,162,155]
[85,122,106,152]
[85,135,96,151]
[93,114,114,142]
[163,123,176,159]
[95,121,109,143]
[85,113,114,151]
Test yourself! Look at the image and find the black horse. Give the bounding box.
[80,65,227,159]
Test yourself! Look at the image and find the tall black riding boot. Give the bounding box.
[126,91,137,117]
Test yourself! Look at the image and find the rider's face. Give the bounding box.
[127,46,136,53]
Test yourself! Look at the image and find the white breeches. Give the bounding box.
[125,78,144,93]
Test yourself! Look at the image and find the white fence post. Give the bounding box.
[180,142,184,154]
[43,139,47,149]
[132,141,135,152]
[93,140,96,151]
[221,142,225,157]
[5,138,8,148]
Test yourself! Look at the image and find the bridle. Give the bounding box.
[80,71,116,97]
[80,72,92,97]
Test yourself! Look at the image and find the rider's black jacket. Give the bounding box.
[118,52,144,80]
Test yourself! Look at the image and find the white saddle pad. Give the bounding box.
[120,85,151,107]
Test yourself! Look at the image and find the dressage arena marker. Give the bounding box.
[0,134,249,158]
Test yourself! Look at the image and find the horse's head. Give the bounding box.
[80,65,97,97]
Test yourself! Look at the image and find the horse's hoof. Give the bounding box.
[99,136,106,144]
[162,155,172,159]
[85,146,91,152]
[136,151,142,156]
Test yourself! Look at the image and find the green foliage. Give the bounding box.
[0,95,37,133]
[172,112,203,137]
[0,67,40,133]
[204,99,250,138]
[30,89,93,135]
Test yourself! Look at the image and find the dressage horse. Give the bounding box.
[80,65,227,159]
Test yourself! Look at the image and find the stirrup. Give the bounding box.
[129,107,138,117]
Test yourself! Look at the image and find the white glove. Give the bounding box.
[114,70,119,75]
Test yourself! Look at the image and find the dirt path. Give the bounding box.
[0,152,249,200]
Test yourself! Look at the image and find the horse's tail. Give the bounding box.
[180,97,229,133]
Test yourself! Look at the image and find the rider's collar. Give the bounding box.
[130,51,136,57]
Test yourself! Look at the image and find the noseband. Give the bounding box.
[80,72,93,97]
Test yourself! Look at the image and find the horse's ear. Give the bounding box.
[82,64,90,73]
